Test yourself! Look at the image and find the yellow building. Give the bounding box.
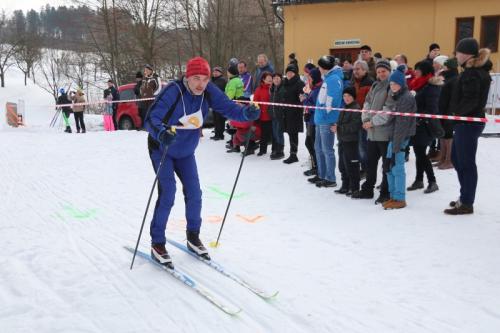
[275,0,500,71]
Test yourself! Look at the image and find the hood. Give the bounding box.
[465,48,491,69]
[325,66,344,80]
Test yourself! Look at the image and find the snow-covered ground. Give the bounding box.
[2,67,500,332]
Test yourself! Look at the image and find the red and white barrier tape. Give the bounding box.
[241,100,490,123]
[54,96,499,124]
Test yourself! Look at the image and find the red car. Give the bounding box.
[115,83,143,130]
[115,82,215,130]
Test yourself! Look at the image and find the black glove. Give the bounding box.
[157,126,177,148]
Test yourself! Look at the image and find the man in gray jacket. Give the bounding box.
[352,59,393,204]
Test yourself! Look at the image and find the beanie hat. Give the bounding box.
[375,59,391,71]
[390,65,407,87]
[444,57,458,70]
[433,55,449,67]
[342,86,357,100]
[317,55,335,70]
[390,60,398,71]
[285,64,298,74]
[456,37,479,56]
[304,63,316,74]
[213,66,224,74]
[415,60,434,76]
[429,43,440,52]
[227,64,239,76]
[186,57,211,78]
[309,68,322,86]
[228,58,239,67]
[59,88,65,94]
[144,64,153,71]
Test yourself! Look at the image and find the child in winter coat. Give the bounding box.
[332,87,362,195]
[103,89,115,131]
[228,97,261,155]
[383,65,417,209]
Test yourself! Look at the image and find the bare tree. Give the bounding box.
[36,49,71,102]
[0,10,17,88]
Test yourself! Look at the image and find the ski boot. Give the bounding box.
[151,244,174,269]
[187,231,211,260]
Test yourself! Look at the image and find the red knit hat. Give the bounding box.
[186,57,211,78]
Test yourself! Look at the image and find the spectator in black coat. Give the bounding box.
[282,64,305,164]
[445,39,492,215]
[407,61,441,194]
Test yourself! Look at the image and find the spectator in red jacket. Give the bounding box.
[253,72,273,156]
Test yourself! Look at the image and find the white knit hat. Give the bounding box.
[390,60,398,71]
[433,55,449,67]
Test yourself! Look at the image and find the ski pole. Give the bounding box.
[130,144,170,270]
[210,126,256,248]
[50,108,60,127]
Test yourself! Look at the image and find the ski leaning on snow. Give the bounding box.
[124,246,242,316]
[166,239,279,300]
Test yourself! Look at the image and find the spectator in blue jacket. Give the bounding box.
[308,56,343,188]
[238,61,253,98]
[144,57,260,268]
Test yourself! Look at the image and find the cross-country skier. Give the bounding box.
[144,56,260,268]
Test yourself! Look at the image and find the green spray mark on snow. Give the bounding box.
[206,186,248,200]
[60,203,98,220]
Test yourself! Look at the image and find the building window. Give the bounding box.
[456,17,475,47]
[481,16,499,52]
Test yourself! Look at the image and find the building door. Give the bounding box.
[330,48,360,64]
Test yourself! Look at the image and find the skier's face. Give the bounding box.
[187,75,210,95]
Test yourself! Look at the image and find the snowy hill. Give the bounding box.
[1,67,500,332]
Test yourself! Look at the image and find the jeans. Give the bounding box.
[315,124,336,182]
[451,123,485,205]
[387,140,409,201]
[272,119,284,147]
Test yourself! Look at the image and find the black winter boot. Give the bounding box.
[424,182,439,194]
[407,180,424,191]
[283,153,298,164]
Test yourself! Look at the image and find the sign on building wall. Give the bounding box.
[333,39,361,48]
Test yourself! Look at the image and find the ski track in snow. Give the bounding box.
[2,67,500,332]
